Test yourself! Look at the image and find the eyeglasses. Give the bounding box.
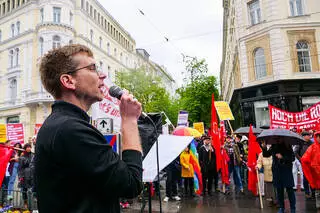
[67,63,101,75]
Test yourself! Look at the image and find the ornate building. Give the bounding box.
[220,0,320,128]
[0,0,175,141]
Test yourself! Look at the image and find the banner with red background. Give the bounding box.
[269,102,320,131]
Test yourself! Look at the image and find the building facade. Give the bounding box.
[0,0,175,142]
[220,0,320,128]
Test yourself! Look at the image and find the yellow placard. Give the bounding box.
[214,101,235,121]
[0,124,7,143]
[193,122,205,135]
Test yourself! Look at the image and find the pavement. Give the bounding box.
[124,191,318,213]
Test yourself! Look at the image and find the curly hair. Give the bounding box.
[39,44,93,99]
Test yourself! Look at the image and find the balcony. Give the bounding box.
[24,91,53,105]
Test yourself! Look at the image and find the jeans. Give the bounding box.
[303,177,315,196]
[165,169,179,197]
[228,164,243,190]
[277,187,296,211]
[8,162,19,195]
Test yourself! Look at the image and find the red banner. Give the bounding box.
[34,123,42,135]
[6,123,24,145]
[269,102,320,131]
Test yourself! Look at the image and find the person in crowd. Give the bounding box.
[35,44,143,213]
[301,131,320,211]
[235,135,248,185]
[294,131,314,199]
[224,135,244,193]
[180,144,195,197]
[163,157,181,202]
[199,136,218,196]
[1,140,11,207]
[18,143,34,209]
[262,141,296,213]
[7,142,23,199]
[292,155,304,191]
[257,150,275,205]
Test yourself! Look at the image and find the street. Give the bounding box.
[126,191,318,213]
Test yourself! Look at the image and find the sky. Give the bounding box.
[98,0,224,86]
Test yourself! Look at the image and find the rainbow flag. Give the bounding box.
[189,140,203,195]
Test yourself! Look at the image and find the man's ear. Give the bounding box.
[60,74,76,91]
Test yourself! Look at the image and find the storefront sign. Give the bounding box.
[269,102,320,130]
[214,101,234,120]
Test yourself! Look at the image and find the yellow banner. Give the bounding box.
[193,122,205,135]
[0,124,7,143]
[214,101,235,121]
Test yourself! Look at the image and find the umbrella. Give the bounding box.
[172,126,202,138]
[234,126,263,134]
[256,129,305,145]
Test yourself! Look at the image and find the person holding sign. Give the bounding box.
[35,44,143,213]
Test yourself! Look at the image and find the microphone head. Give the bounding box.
[109,85,123,100]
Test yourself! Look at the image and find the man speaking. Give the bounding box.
[35,44,143,213]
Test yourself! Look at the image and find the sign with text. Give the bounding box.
[177,110,189,126]
[193,122,205,135]
[0,124,7,143]
[269,102,320,130]
[214,101,234,121]
[6,123,24,145]
[97,118,113,135]
[91,78,121,133]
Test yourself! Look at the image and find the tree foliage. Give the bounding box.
[115,68,179,125]
[178,57,219,127]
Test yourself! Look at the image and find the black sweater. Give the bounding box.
[35,101,143,213]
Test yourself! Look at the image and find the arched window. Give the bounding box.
[16,21,20,34]
[296,40,311,72]
[52,35,61,49]
[11,24,15,37]
[9,78,17,101]
[15,48,19,66]
[120,53,123,63]
[254,48,267,79]
[9,50,14,68]
[39,37,44,56]
[114,48,117,58]
[99,37,102,48]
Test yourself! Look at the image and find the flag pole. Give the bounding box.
[256,169,264,209]
[227,120,234,134]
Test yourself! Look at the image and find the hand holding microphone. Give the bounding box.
[109,85,147,119]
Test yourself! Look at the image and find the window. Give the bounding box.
[12,0,15,9]
[114,48,117,57]
[90,5,92,16]
[2,3,5,15]
[7,116,19,123]
[52,35,61,49]
[69,40,73,44]
[120,53,123,63]
[98,13,100,24]
[39,37,44,56]
[81,0,84,9]
[248,0,261,25]
[99,61,103,71]
[86,1,89,12]
[107,66,111,78]
[17,0,20,7]
[69,12,73,25]
[53,7,61,23]
[11,24,15,37]
[7,0,10,12]
[0,30,2,42]
[15,48,19,66]
[296,41,311,72]
[90,29,93,42]
[40,8,44,23]
[254,48,267,79]
[16,21,20,34]
[107,42,110,55]
[99,37,102,48]
[94,9,96,20]
[9,50,14,68]
[9,79,17,101]
[290,0,303,16]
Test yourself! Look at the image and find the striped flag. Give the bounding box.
[189,140,203,195]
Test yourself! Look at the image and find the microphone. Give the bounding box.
[109,85,148,119]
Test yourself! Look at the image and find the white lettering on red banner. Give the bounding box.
[6,123,24,145]
[269,103,320,130]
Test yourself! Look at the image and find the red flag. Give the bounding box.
[247,125,262,196]
[219,122,229,184]
[0,145,13,187]
[210,94,221,171]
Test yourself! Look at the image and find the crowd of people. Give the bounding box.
[1,137,36,210]
[162,127,320,213]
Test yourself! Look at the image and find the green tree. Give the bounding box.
[177,58,219,127]
[116,68,180,125]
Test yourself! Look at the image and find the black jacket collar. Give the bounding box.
[52,101,90,123]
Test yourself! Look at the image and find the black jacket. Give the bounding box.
[35,101,143,213]
[198,145,217,173]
